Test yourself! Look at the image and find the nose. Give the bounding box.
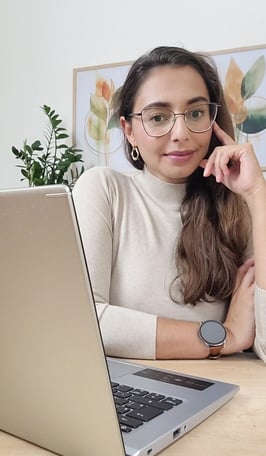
[170,114,189,141]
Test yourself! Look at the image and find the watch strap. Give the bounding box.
[209,344,225,359]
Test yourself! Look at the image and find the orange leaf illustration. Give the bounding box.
[224,58,248,123]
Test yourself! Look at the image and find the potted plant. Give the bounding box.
[12,105,84,187]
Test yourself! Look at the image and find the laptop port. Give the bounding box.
[173,427,181,439]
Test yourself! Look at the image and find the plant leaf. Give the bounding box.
[12,104,84,186]
[31,140,43,151]
[56,133,69,140]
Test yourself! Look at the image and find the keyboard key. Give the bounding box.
[146,393,165,401]
[120,424,132,433]
[119,415,143,429]
[130,395,172,410]
[128,406,163,422]
[163,397,183,406]
[117,385,133,392]
[114,396,128,406]
[114,390,132,399]
[112,382,182,434]
[131,388,149,396]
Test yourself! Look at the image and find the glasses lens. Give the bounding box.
[185,103,218,132]
[140,103,218,136]
[141,108,174,137]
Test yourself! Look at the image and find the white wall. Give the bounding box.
[0,0,265,189]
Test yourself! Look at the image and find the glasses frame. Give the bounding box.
[127,102,220,137]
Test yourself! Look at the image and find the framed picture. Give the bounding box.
[73,60,134,172]
[73,44,266,172]
[211,44,266,170]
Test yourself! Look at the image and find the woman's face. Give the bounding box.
[121,65,214,183]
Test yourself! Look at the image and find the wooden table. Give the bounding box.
[0,352,265,455]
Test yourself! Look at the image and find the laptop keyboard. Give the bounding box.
[112,382,183,433]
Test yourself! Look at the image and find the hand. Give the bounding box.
[223,257,255,353]
[200,122,265,199]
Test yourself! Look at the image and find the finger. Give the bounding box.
[215,148,233,179]
[236,266,255,293]
[244,256,255,267]
[203,152,232,182]
[202,153,216,177]
[213,122,235,146]
[234,258,255,289]
[241,266,255,288]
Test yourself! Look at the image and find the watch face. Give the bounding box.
[200,320,226,345]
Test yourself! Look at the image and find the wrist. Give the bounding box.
[222,323,251,355]
[198,320,227,359]
[220,325,235,355]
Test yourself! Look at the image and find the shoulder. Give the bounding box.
[72,166,140,198]
[76,166,136,182]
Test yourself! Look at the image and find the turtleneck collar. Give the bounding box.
[133,166,187,207]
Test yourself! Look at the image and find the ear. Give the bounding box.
[120,116,135,147]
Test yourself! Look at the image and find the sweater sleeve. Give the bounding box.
[72,168,157,359]
[253,284,266,362]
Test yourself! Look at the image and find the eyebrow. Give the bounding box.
[142,96,210,110]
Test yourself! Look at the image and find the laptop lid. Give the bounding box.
[0,184,239,456]
[0,184,125,456]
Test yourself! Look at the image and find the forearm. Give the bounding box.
[156,318,208,359]
[253,285,266,363]
[246,181,266,289]
[97,303,157,359]
[156,317,251,359]
[245,178,266,289]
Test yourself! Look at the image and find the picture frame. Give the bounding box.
[73,60,134,173]
[211,44,266,170]
[73,44,266,172]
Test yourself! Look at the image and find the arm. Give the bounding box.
[157,258,255,359]
[203,122,266,289]
[202,122,266,361]
[72,168,157,359]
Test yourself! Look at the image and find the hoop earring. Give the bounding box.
[131,146,140,161]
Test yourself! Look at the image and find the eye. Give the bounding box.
[189,109,203,120]
[145,109,172,123]
[187,105,208,121]
[152,114,165,122]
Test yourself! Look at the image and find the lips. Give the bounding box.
[164,150,194,159]
[165,150,194,157]
[163,150,194,164]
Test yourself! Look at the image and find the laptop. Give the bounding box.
[0,184,239,456]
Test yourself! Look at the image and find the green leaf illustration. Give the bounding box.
[107,112,120,130]
[236,97,266,134]
[241,56,265,100]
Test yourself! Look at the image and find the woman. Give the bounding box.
[73,46,266,361]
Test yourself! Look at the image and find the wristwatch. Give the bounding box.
[198,320,227,359]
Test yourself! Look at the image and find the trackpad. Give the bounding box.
[107,357,143,378]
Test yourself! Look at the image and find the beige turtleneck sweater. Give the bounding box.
[72,166,266,361]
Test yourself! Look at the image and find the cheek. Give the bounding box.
[198,131,212,157]
[133,123,148,143]
[137,135,165,156]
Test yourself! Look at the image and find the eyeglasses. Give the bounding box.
[127,103,220,137]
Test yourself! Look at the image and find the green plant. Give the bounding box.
[12,105,84,186]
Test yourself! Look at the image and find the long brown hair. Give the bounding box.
[117,46,251,305]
